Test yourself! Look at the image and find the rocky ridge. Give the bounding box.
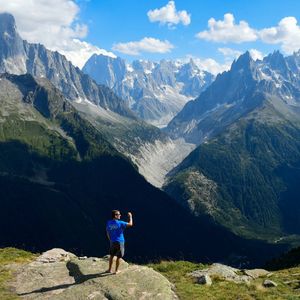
[83,54,214,127]
[166,50,300,144]
[0,13,133,118]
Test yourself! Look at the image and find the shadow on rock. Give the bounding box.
[18,261,113,296]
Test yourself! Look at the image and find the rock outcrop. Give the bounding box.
[189,263,272,285]
[10,249,178,300]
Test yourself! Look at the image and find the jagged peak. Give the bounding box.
[292,49,300,57]
[231,51,254,71]
[0,12,17,33]
[264,50,285,63]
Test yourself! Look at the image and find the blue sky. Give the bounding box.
[1,0,300,73]
[78,0,298,59]
[76,0,300,72]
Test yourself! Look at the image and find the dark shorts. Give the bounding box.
[109,242,125,258]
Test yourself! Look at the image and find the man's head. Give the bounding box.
[112,210,121,220]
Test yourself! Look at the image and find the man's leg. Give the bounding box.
[115,257,121,274]
[108,255,114,272]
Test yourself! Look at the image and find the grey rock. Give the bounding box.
[197,274,212,286]
[263,279,278,287]
[10,249,178,299]
[190,263,251,284]
[35,249,76,264]
[243,269,271,279]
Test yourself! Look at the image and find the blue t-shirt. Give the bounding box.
[106,220,128,242]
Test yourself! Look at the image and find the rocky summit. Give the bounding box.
[9,249,178,300]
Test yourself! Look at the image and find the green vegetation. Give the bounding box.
[0,248,36,300]
[267,247,300,271]
[150,261,300,300]
[165,117,300,242]
[0,116,77,161]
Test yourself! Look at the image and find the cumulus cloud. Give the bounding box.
[249,49,264,61]
[218,47,264,62]
[147,1,191,27]
[0,0,114,68]
[112,37,174,55]
[259,17,300,54]
[197,13,300,55]
[196,13,257,43]
[184,55,231,75]
[60,39,116,68]
[218,47,242,59]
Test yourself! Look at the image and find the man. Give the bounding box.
[106,210,133,274]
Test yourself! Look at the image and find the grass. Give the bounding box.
[148,261,300,300]
[0,248,37,300]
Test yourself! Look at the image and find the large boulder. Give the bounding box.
[10,249,178,299]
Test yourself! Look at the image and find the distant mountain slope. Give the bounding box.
[164,51,300,244]
[0,73,283,265]
[0,13,133,118]
[0,12,195,187]
[83,54,214,127]
[166,51,300,144]
[74,99,195,187]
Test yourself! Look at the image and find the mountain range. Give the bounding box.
[0,70,283,266]
[0,13,132,118]
[83,54,214,127]
[0,12,299,265]
[0,12,194,188]
[164,51,300,243]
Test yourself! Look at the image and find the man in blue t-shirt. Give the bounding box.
[106,210,133,274]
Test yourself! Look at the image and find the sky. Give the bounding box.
[1,0,300,74]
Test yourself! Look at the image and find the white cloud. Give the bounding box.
[197,13,300,55]
[259,17,300,54]
[0,0,113,68]
[147,1,191,27]
[218,47,264,62]
[60,40,116,69]
[112,37,174,55]
[249,49,264,61]
[196,13,257,43]
[218,47,242,59]
[185,55,231,75]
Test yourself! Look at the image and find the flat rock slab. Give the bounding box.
[10,249,178,300]
[243,269,271,279]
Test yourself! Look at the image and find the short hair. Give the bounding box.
[112,210,120,219]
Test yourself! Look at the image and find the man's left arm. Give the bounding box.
[106,229,110,241]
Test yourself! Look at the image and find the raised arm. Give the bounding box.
[127,212,133,227]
